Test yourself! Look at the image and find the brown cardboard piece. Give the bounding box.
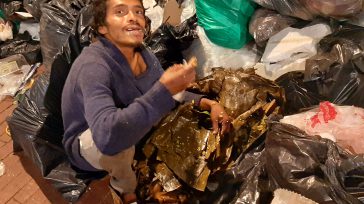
[163,0,182,26]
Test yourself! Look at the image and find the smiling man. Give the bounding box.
[61,0,231,203]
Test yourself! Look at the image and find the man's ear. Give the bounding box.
[98,25,108,35]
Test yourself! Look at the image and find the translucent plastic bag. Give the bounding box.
[0,65,31,101]
[281,101,364,154]
[195,0,256,49]
[253,0,363,20]
[249,8,298,47]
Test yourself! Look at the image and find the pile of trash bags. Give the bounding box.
[253,0,363,20]
[133,0,364,203]
[3,0,364,203]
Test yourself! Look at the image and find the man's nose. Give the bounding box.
[126,10,137,22]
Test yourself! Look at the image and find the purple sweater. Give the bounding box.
[62,37,200,171]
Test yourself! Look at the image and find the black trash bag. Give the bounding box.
[44,4,94,130]
[304,23,364,108]
[275,71,325,115]
[205,121,364,203]
[145,15,198,69]
[23,0,50,21]
[262,122,364,203]
[0,1,22,18]
[7,73,105,202]
[249,8,298,47]
[198,140,267,204]
[7,73,65,176]
[45,161,106,203]
[252,0,362,21]
[40,0,92,70]
[0,31,42,64]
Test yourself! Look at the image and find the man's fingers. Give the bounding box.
[220,117,231,135]
[212,118,219,134]
[182,66,196,84]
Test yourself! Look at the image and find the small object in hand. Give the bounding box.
[173,57,198,102]
[187,57,198,68]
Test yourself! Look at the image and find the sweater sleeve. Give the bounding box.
[181,91,204,107]
[78,63,175,155]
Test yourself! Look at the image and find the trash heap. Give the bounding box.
[2,0,364,203]
[135,68,284,202]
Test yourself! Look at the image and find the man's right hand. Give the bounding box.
[159,63,196,95]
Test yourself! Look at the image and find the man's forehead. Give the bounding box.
[107,0,143,8]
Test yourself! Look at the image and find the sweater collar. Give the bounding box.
[98,37,146,58]
[96,37,156,78]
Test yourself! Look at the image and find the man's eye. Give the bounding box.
[115,9,126,15]
[136,10,144,15]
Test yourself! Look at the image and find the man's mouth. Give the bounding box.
[124,26,144,35]
[126,28,142,31]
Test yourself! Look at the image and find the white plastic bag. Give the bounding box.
[0,65,31,100]
[19,22,40,41]
[261,23,332,72]
[143,0,164,33]
[255,58,306,81]
[180,0,196,22]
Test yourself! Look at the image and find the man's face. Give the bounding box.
[98,0,146,48]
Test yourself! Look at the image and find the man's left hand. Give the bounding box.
[199,98,231,135]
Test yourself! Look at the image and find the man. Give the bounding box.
[61,0,231,202]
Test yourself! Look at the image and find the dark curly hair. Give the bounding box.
[91,0,144,35]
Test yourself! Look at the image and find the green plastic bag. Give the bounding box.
[195,0,256,49]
